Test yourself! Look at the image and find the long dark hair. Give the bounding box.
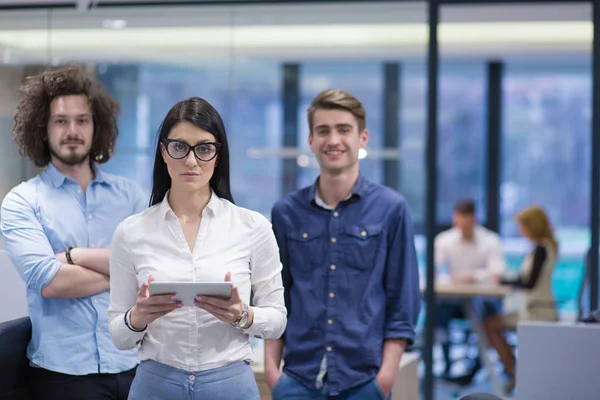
[150,97,234,206]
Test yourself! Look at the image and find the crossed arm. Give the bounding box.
[1,191,111,299]
[44,248,111,298]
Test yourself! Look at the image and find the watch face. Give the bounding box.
[238,314,249,327]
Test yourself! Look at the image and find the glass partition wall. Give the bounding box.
[0,1,596,399]
[431,2,592,398]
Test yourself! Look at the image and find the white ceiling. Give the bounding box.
[0,1,591,65]
[0,1,590,23]
[0,0,73,6]
[0,0,273,7]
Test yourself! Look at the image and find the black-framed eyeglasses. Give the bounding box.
[162,138,221,162]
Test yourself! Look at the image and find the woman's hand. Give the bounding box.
[195,272,253,327]
[129,275,182,329]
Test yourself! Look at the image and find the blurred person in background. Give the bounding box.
[483,205,558,393]
[434,199,505,384]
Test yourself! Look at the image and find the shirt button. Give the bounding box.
[330,265,336,271]
[88,215,93,220]
[326,346,332,352]
[331,237,337,243]
[91,244,95,248]
[189,375,195,381]
[329,292,335,298]
[77,189,82,194]
[333,211,339,217]
[302,233,308,239]
[361,231,367,237]
[328,319,333,325]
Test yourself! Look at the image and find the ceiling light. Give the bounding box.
[296,154,310,167]
[102,19,127,29]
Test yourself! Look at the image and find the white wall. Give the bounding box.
[0,66,29,322]
[0,66,27,202]
[0,242,28,323]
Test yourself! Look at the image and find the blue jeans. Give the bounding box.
[128,360,259,400]
[271,373,391,400]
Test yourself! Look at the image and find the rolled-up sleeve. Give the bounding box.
[244,213,287,339]
[107,221,146,350]
[383,201,421,345]
[1,189,62,296]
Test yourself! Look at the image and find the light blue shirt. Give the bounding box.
[0,163,147,375]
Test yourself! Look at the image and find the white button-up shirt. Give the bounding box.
[107,191,287,372]
[434,225,505,283]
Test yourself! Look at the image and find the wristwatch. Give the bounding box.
[233,302,250,329]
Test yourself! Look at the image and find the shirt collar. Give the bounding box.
[93,166,109,184]
[45,162,107,188]
[452,225,482,243]
[308,174,367,207]
[159,189,222,220]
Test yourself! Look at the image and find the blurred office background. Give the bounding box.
[0,0,596,399]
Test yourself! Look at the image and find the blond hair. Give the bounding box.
[307,89,366,133]
[516,205,558,251]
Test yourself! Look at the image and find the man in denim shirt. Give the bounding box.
[265,89,421,399]
[1,66,146,399]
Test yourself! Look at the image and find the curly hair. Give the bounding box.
[13,65,120,167]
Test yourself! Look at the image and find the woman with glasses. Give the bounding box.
[107,97,287,400]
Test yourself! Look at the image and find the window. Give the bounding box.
[400,63,486,231]
[502,62,591,314]
[97,62,282,217]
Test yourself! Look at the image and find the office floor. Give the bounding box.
[430,342,515,400]
[434,375,496,400]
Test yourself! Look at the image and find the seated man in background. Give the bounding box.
[434,199,506,384]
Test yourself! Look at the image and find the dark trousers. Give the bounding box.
[27,366,136,400]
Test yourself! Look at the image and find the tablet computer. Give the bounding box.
[149,281,233,307]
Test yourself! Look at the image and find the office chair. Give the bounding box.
[459,392,503,400]
[439,319,481,384]
[0,317,31,400]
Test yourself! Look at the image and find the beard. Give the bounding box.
[49,144,90,166]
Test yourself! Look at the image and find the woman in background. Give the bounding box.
[107,97,287,400]
[483,205,558,393]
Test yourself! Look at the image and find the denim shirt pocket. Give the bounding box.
[341,223,384,271]
[286,227,325,274]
